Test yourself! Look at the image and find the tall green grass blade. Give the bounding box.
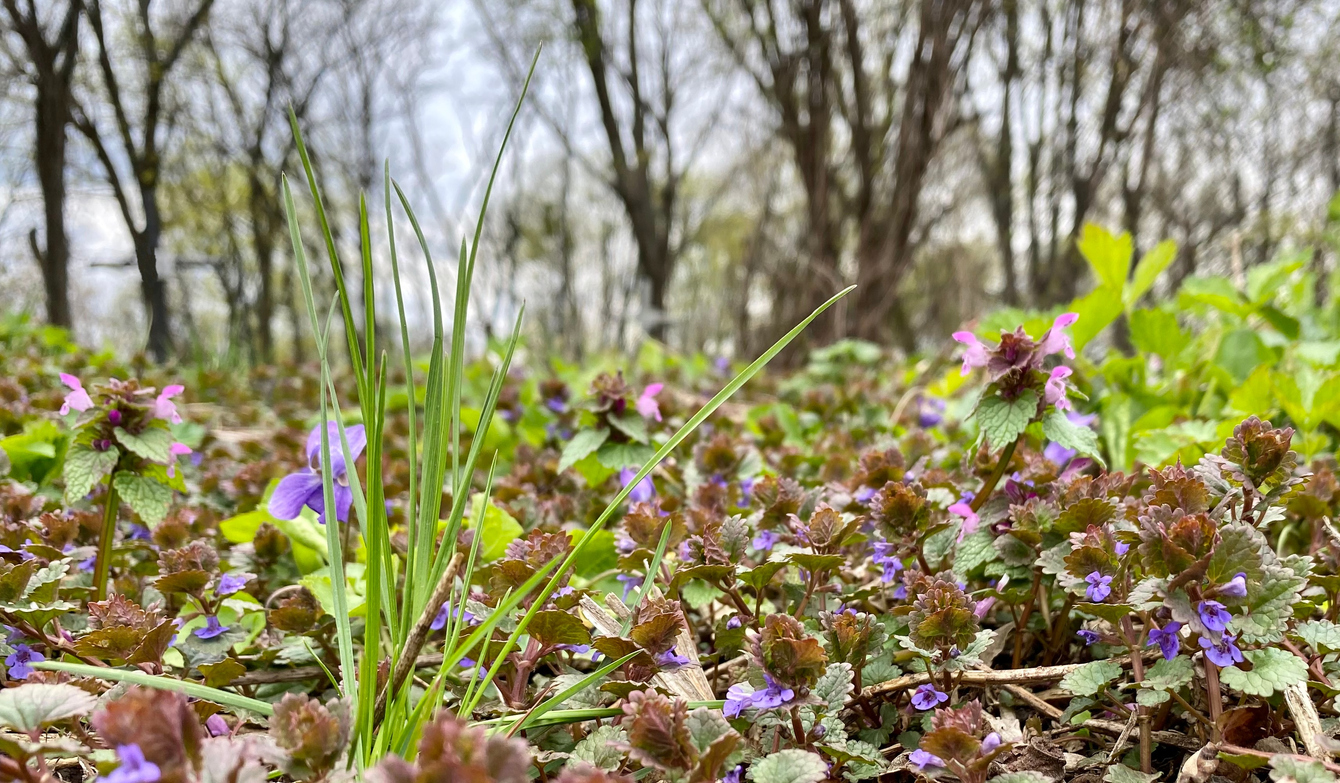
[472,701,726,730]
[360,193,375,386]
[34,661,274,716]
[620,519,673,636]
[384,162,420,579]
[502,650,640,736]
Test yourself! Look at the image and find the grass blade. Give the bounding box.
[34,661,274,716]
[502,650,640,737]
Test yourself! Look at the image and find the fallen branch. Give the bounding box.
[374,552,463,723]
[1219,743,1340,775]
[861,650,1159,700]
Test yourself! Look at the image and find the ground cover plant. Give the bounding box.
[6,97,1340,783]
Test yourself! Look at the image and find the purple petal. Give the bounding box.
[269,472,323,520]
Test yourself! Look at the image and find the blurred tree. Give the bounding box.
[1,0,81,329]
[73,0,216,361]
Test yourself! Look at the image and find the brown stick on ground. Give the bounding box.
[861,650,1161,701]
[373,552,464,723]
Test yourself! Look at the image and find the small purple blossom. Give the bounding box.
[853,485,877,505]
[1045,366,1074,411]
[153,385,185,424]
[949,497,980,541]
[723,674,795,718]
[545,396,567,414]
[5,644,43,679]
[1220,573,1248,600]
[871,539,903,583]
[752,529,779,552]
[909,749,945,771]
[636,383,663,421]
[194,616,228,640]
[1199,633,1245,668]
[106,744,161,783]
[430,603,477,632]
[1147,622,1182,661]
[107,408,123,425]
[1115,541,1130,556]
[617,573,642,600]
[910,684,948,711]
[619,467,655,504]
[1084,571,1113,602]
[1043,441,1077,466]
[952,332,989,376]
[1077,629,1100,646]
[918,397,946,428]
[269,422,367,524]
[1197,600,1232,634]
[205,714,229,737]
[723,765,744,783]
[655,649,692,669]
[216,573,253,596]
[726,616,742,630]
[982,732,1002,754]
[1039,312,1079,359]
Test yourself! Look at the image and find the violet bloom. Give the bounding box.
[726,616,742,630]
[617,573,642,600]
[5,644,43,679]
[205,714,229,737]
[918,397,946,428]
[739,476,755,509]
[909,749,945,771]
[910,684,948,711]
[1220,572,1248,600]
[723,674,795,718]
[1038,313,1080,359]
[1199,633,1244,668]
[1045,366,1074,411]
[949,497,980,541]
[59,374,93,415]
[619,467,655,504]
[1044,442,1077,466]
[430,603,476,632]
[974,596,996,619]
[752,529,779,552]
[166,442,192,479]
[106,744,161,783]
[269,422,367,525]
[216,573,253,596]
[853,485,877,505]
[723,765,744,783]
[1084,571,1113,602]
[636,384,663,421]
[981,732,1002,754]
[153,385,185,424]
[194,616,228,640]
[1115,541,1130,556]
[952,332,990,376]
[1197,600,1231,634]
[1147,622,1182,661]
[655,649,692,669]
[871,539,903,583]
[1077,629,1100,646]
[545,396,567,414]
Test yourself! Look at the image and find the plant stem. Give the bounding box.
[93,481,120,602]
[1205,661,1223,742]
[1120,615,1152,773]
[971,436,1019,513]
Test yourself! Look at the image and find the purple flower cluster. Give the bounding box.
[871,539,902,583]
[5,644,43,679]
[723,674,795,718]
[1194,598,1244,668]
[270,422,367,525]
[1147,622,1181,660]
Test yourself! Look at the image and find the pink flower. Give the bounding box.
[950,499,980,541]
[1045,366,1073,411]
[952,332,989,376]
[636,383,663,421]
[59,374,93,415]
[167,442,192,478]
[153,385,185,424]
[1038,313,1079,359]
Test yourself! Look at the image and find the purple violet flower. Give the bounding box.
[918,397,946,428]
[1197,600,1231,634]
[982,732,1002,753]
[269,422,367,525]
[106,744,161,783]
[723,674,795,717]
[1043,442,1077,466]
[909,749,945,770]
[1115,541,1130,556]
[619,467,655,504]
[216,573,253,596]
[617,573,642,600]
[1199,633,1244,668]
[430,603,477,632]
[726,616,742,630]
[194,616,228,640]
[1147,622,1182,660]
[205,714,229,737]
[5,644,43,679]
[723,764,744,783]
[1077,629,1100,646]
[1084,571,1113,602]
[752,529,779,552]
[655,649,692,669]
[1220,573,1248,600]
[853,485,877,505]
[910,684,949,711]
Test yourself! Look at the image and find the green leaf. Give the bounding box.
[1295,620,1340,655]
[596,441,655,469]
[748,749,828,783]
[1136,689,1169,707]
[1216,330,1273,384]
[1105,765,1161,783]
[1076,603,1136,626]
[559,428,609,473]
[1078,223,1133,291]
[466,493,523,561]
[686,706,732,754]
[608,412,649,444]
[1270,756,1338,783]
[113,426,174,463]
[994,534,1036,567]
[0,683,97,731]
[112,471,173,526]
[813,663,855,713]
[1125,239,1176,308]
[1219,647,1307,697]
[1059,660,1124,697]
[63,444,118,502]
[953,531,1000,580]
[1143,655,1194,692]
[1205,522,1267,588]
[1068,286,1126,352]
[1042,410,1105,467]
[570,724,628,771]
[976,390,1038,450]
[1129,308,1189,359]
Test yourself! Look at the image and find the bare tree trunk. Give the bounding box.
[33,87,72,328]
[136,186,173,361]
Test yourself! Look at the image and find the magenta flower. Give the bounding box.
[1044,366,1073,411]
[166,442,192,478]
[952,331,989,376]
[59,374,93,415]
[153,384,185,424]
[949,496,979,540]
[269,422,366,524]
[106,744,161,783]
[1147,622,1182,660]
[911,684,948,710]
[636,383,663,421]
[1038,312,1079,359]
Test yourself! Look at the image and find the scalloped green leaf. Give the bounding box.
[0,683,97,731]
[559,428,609,473]
[113,425,174,463]
[63,444,119,502]
[1220,647,1307,697]
[748,749,828,783]
[1059,659,1124,697]
[976,391,1038,450]
[1043,410,1105,468]
[1295,620,1340,655]
[112,471,173,526]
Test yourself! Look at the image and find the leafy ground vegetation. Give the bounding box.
[5,118,1340,783]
